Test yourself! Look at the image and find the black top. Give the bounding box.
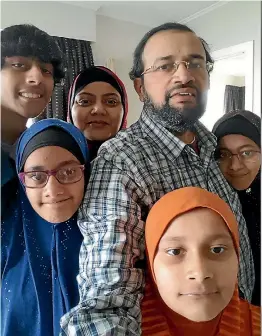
[238,174,261,306]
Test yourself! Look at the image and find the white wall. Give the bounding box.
[202,72,246,131]
[225,75,245,87]
[93,15,149,126]
[1,1,96,41]
[188,0,261,116]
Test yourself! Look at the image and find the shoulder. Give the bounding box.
[240,299,261,335]
[99,122,143,154]
[95,121,157,172]
[1,150,16,187]
[249,303,260,334]
[141,275,170,336]
[195,121,217,149]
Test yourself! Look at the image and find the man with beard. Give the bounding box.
[61,23,254,335]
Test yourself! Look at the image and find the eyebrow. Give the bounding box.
[154,55,173,63]
[102,93,120,98]
[25,160,80,172]
[154,53,205,63]
[77,92,120,98]
[219,144,258,151]
[76,92,95,97]
[189,54,205,61]
[7,56,52,67]
[6,56,28,62]
[160,233,233,243]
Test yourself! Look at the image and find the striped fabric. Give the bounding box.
[142,276,261,336]
[36,36,94,122]
[142,277,171,336]
[60,108,254,335]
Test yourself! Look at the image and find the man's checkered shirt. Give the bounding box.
[61,109,254,335]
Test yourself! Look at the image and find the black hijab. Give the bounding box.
[67,66,128,161]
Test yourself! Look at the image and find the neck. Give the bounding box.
[86,139,105,161]
[1,106,27,144]
[174,130,196,144]
[167,311,221,336]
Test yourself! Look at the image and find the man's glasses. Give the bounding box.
[141,60,214,76]
[19,165,85,188]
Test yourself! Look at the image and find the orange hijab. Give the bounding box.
[142,187,260,336]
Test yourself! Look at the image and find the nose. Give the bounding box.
[90,100,106,115]
[171,62,195,85]
[186,253,213,282]
[43,176,64,198]
[25,65,43,85]
[229,155,244,171]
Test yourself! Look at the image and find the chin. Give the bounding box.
[185,311,220,322]
[43,214,72,224]
[20,107,45,119]
[37,210,73,224]
[85,132,112,142]
[170,102,197,110]
[231,182,252,191]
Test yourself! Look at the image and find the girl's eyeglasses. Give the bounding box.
[18,165,85,188]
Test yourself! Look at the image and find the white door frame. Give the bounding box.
[211,41,254,112]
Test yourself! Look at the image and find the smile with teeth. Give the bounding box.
[178,93,194,96]
[20,92,42,99]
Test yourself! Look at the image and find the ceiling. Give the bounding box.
[62,1,230,27]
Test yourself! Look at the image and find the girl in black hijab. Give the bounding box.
[213,109,261,306]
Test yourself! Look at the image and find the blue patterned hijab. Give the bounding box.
[1,119,90,336]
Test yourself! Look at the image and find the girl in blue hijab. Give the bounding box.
[1,119,90,336]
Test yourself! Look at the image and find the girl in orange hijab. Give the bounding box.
[142,187,260,336]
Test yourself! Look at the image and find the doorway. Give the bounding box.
[201,41,254,130]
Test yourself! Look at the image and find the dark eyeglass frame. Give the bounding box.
[215,150,261,164]
[141,60,214,76]
[18,164,85,189]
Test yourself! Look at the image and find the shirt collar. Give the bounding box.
[140,107,217,159]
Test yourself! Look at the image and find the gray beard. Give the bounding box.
[143,90,207,134]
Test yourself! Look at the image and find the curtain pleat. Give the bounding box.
[34,36,94,122]
[224,85,245,114]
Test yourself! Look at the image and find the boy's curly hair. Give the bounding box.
[1,24,64,83]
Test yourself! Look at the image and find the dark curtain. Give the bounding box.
[223,85,245,114]
[35,36,94,122]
